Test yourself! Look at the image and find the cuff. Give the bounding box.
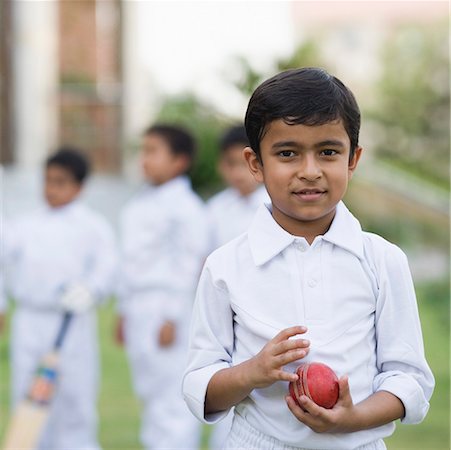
[374,373,430,424]
[182,361,231,424]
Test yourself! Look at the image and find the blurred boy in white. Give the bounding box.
[115,124,209,450]
[208,125,268,250]
[3,148,117,450]
[206,125,268,448]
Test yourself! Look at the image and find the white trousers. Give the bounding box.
[208,409,234,449]
[223,413,387,450]
[123,299,201,450]
[11,308,100,450]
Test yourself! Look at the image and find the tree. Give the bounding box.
[366,21,449,188]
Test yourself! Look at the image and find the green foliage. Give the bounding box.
[229,39,327,99]
[277,39,329,72]
[229,55,264,98]
[156,94,230,196]
[366,21,450,189]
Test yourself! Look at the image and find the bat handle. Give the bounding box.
[54,312,73,350]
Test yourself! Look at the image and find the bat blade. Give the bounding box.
[2,401,49,450]
[1,352,59,450]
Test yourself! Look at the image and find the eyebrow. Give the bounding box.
[272,139,346,150]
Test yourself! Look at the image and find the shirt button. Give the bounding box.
[308,279,317,288]
[296,242,307,252]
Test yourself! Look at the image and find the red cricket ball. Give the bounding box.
[289,362,339,409]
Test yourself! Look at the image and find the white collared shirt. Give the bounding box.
[118,176,209,322]
[4,201,117,311]
[183,202,434,450]
[207,185,269,250]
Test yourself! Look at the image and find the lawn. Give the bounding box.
[0,279,449,449]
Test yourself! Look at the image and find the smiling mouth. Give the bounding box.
[293,189,326,201]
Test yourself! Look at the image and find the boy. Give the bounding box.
[183,68,434,450]
[116,124,209,449]
[208,124,269,250]
[3,148,117,450]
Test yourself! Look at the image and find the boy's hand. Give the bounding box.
[60,282,94,314]
[159,320,176,347]
[114,315,125,346]
[246,326,310,389]
[286,375,356,433]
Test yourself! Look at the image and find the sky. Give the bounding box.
[135,1,295,117]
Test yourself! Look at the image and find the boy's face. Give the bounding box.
[219,144,260,196]
[244,119,362,238]
[44,165,82,208]
[141,133,188,185]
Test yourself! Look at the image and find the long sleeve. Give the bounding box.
[83,217,118,303]
[162,210,210,323]
[182,264,234,423]
[372,241,434,424]
[0,261,6,313]
[0,218,18,313]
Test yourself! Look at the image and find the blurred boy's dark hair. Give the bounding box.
[244,67,361,162]
[145,124,196,168]
[46,147,90,183]
[220,125,249,153]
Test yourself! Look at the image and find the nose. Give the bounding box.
[297,154,322,181]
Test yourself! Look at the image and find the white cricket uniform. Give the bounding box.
[0,217,10,313]
[206,185,269,449]
[5,201,117,450]
[118,176,209,450]
[207,185,269,250]
[183,202,434,450]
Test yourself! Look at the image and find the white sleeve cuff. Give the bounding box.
[374,372,430,424]
[183,361,231,424]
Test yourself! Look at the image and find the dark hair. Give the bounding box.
[244,67,360,162]
[46,147,90,183]
[220,125,249,153]
[145,124,196,168]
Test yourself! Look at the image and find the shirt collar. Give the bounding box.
[248,203,297,266]
[146,175,191,196]
[322,201,364,260]
[248,201,364,266]
[44,199,81,215]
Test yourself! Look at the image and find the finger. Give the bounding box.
[337,375,352,404]
[274,337,310,356]
[297,394,324,417]
[286,395,309,422]
[273,326,308,344]
[276,369,299,383]
[274,346,310,368]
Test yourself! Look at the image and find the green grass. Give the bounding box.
[1,279,449,449]
[385,280,450,450]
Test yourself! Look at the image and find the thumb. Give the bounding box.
[337,375,352,405]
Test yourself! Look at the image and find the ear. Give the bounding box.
[348,146,363,179]
[174,153,190,174]
[243,147,264,183]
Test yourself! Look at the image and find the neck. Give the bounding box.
[271,207,336,244]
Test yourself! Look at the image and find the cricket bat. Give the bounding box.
[1,311,73,450]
